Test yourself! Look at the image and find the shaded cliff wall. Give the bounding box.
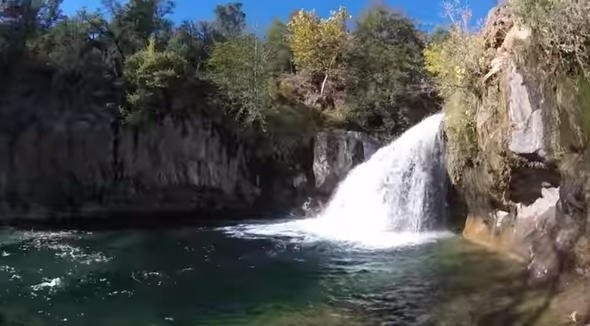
[0,69,271,223]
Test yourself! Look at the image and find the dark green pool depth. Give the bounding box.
[0,222,558,325]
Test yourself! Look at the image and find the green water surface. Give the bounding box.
[0,223,558,325]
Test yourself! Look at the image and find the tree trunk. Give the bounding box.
[320,73,329,96]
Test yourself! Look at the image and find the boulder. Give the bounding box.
[313,130,379,196]
[463,187,560,262]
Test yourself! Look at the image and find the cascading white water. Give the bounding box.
[223,113,451,248]
[318,113,447,233]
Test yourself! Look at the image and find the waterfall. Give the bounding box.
[223,113,451,248]
[318,113,447,233]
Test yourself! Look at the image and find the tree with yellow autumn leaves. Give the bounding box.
[286,7,349,95]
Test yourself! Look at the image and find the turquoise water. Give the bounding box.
[0,222,557,325]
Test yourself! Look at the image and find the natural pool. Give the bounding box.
[0,220,559,325]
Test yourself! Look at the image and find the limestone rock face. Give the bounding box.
[458,4,590,284]
[313,130,379,196]
[464,188,559,257]
[507,62,547,159]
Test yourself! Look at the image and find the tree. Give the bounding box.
[33,13,105,68]
[429,26,450,44]
[213,2,245,39]
[167,20,220,72]
[36,0,63,29]
[124,37,188,124]
[0,0,63,66]
[287,7,349,95]
[102,0,174,57]
[345,7,436,137]
[265,18,292,75]
[0,0,63,34]
[423,1,487,98]
[208,34,273,128]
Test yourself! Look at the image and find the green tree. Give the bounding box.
[265,19,292,75]
[124,37,188,124]
[345,7,436,137]
[102,0,174,57]
[34,13,108,69]
[213,2,245,39]
[0,0,63,66]
[166,20,220,72]
[287,7,349,95]
[208,34,273,128]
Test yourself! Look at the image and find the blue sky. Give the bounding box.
[61,0,496,32]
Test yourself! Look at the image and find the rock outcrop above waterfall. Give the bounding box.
[312,130,379,196]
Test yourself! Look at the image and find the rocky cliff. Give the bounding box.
[0,113,264,223]
[439,4,590,320]
[0,66,385,224]
[444,3,590,309]
[0,70,301,224]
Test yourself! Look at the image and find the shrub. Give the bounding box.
[424,27,489,99]
[208,34,274,130]
[424,1,513,213]
[444,90,479,184]
[123,37,188,124]
[423,2,489,185]
[510,0,590,79]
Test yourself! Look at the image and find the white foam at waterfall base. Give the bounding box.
[222,113,453,249]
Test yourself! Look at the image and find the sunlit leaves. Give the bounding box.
[124,37,187,123]
[208,35,273,129]
[286,7,349,81]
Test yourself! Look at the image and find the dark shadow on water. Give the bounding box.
[0,212,273,232]
[430,241,560,326]
[474,277,557,326]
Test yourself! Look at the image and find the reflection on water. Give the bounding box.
[0,224,559,325]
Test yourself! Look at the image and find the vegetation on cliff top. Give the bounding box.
[0,0,438,148]
[423,0,502,213]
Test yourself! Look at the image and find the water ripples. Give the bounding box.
[0,226,544,325]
